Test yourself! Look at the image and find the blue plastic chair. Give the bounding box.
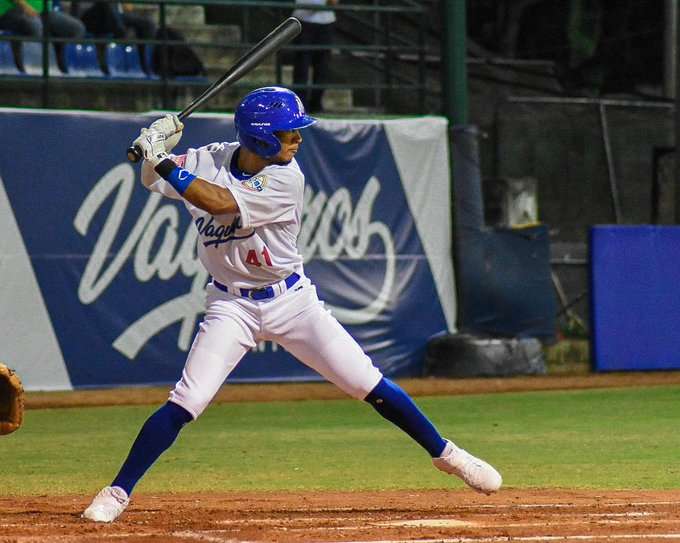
[63,43,104,77]
[105,42,147,79]
[21,41,63,76]
[0,34,20,75]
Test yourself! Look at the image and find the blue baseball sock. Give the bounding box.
[111,401,193,496]
[365,377,447,458]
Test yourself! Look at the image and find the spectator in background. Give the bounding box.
[78,2,155,43]
[76,1,156,72]
[292,0,338,113]
[0,0,85,39]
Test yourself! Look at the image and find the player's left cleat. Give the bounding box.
[433,440,502,495]
[82,486,130,522]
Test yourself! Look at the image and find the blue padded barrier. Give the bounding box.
[590,225,680,371]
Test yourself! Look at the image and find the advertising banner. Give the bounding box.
[0,109,455,389]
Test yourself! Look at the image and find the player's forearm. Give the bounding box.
[183,178,238,215]
[154,158,238,215]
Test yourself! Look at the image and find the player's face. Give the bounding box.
[272,130,302,163]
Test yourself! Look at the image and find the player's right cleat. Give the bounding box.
[82,486,130,523]
[433,440,502,495]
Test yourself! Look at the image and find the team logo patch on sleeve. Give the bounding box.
[243,175,268,192]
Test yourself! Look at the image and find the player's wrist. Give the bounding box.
[146,150,169,167]
[155,158,197,195]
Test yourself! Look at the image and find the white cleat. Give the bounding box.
[82,486,130,523]
[433,440,502,495]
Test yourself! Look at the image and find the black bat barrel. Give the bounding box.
[126,17,301,163]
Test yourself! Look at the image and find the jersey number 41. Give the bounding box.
[245,247,273,267]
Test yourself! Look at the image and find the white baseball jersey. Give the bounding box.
[142,141,383,419]
[143,141,304,289]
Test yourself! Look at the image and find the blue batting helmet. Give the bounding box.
[234,87,317,158]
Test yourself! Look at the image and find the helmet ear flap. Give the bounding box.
[236,130,282,158]
[254,135,278,154]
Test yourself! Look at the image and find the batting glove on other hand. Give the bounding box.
[132,128,168,167]
[150,113,183,153]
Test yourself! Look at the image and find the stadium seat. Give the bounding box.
[105,43,147,79]
[0,33,20,75]
[143,44,159,79]
[20,41,63,76]
[63,43,105,77]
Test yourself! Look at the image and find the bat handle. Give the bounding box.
[127,145,142,163]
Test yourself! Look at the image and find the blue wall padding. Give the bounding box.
[590,225,680,371]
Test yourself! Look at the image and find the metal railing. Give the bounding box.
[0,0,429,113]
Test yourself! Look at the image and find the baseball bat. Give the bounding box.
[127,16,302,163]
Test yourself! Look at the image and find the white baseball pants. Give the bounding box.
[169,277,384,418]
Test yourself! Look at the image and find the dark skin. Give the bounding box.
[181,130,303,216]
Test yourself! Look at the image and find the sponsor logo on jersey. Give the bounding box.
[195,215,254,247]
[242,175,267,192]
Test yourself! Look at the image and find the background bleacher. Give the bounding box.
[0,1,430,114]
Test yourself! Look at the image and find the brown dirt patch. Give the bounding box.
[2,489,680,542]
[25,371,680,409]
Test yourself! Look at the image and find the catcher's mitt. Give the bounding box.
[0,363,24,435]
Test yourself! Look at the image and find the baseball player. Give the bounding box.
[82,86,502,523]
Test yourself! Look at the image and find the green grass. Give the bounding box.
[1,385,679,495]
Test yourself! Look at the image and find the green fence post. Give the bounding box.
[442,0,467,124]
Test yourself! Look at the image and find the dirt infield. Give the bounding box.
[3,489,680,542]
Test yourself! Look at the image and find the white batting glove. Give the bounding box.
[149,113,183,153]
[132,128,168,167]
